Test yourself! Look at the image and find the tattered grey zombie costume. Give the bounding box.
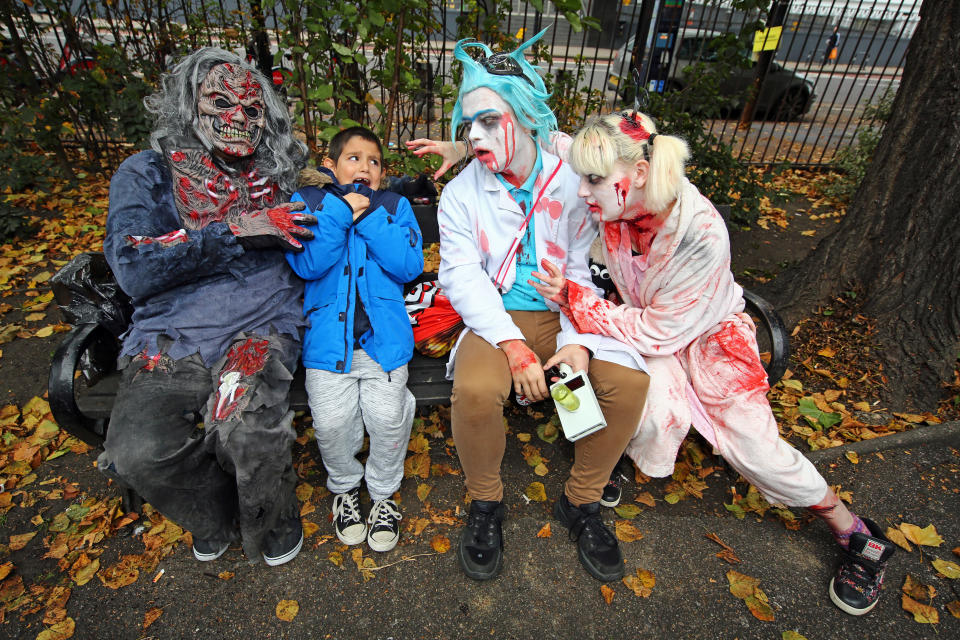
[97,49,314,562]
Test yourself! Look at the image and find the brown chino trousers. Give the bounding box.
[451,310,650,506]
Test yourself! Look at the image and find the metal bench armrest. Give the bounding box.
[48,323,117,448]
[742,289,790,386]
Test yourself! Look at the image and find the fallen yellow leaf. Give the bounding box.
[417,484,432,502]
[902,594,939,624]
[35,325,55,338]
[516,432,531,442]
[525,482,546,502]
[218,571,234,580]
[9,531,37,551]
[622,568,655,597]
[902,574,935,601]
[0,561,12,581]
[69,554,99,586]
[275,599,299,622]
[142,607,162,630]
[635,492,656,508]
[885,527,912,552]
[745,593,775,621]
[536,523,552,538]
[36,617,75,640]
[614,520,643,543]
[900,522,944,547]
[844,451,859,464]
[431,534,451,553]
[328,551,343,567]
[817,346,836,358]
[295,483,313,502]
[932,558,960,579]
[600,584,615,605]
[947,601,960,619]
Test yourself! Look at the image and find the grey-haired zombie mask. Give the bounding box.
[196,63,265,160]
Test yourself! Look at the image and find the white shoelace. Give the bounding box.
[368,499,402,529]
[334,492,362,523]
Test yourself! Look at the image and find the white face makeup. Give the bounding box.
[461,87,534,182]
[576,161,646,223]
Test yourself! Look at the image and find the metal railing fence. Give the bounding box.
[1,0,918,169]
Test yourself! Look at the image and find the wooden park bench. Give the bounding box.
[48,204,789,453]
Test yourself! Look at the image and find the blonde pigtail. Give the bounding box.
[644,131,690,213]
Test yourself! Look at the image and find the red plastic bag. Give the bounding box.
[405,280,464,357]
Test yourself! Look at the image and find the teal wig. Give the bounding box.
[451,28,556,142]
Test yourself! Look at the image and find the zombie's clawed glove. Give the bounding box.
[228,201,318,252]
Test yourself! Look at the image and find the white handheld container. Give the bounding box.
[549,363,607,442]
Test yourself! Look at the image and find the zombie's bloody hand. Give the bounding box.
[228,201,317,252]
[499,339,548,402]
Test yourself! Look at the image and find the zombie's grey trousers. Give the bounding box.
[97,332,300,561]
[305,349,415,501]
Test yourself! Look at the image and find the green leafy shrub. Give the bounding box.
[635,13,779,226]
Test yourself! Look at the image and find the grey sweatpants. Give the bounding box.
[305,349,415,501]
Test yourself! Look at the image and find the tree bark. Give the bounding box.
[761,0,960,410]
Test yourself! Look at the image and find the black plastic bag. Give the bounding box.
[51,252,132,338]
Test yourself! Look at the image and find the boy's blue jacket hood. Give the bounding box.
[286,173,424,373]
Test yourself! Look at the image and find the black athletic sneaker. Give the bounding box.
[600,468,622,508]
[829,518,895,615]
[457,500,506,580]
[554,494,625,582]
[192,538,229,562]
[262,517,304,567]
[332,486,367,546]
[367,498,402,552]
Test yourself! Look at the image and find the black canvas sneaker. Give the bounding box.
[600,467,623,508]
[332,486,367,546]
[829,518,895,615]
[367,498,402,552]
[262,517,304,567]
[192,538,229,562]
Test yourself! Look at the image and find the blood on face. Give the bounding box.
[196,63,265,160]
[461,88,520,175]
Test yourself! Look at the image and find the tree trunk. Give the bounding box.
[761,0,960,410]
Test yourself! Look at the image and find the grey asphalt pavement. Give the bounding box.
[4,418,958,640]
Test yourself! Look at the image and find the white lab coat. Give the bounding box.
[438,150,644,377]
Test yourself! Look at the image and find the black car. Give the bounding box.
[609,29,816,120]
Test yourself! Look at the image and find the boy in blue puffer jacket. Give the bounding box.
[286,127,423,552]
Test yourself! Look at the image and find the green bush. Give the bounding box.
[642,25,777,226]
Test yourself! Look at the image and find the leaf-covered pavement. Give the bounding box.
[1,173,959,637]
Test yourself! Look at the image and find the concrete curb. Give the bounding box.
[804,420,960,464]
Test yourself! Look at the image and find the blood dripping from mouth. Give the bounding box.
[501,170,522,188]
[213,338,269,420]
